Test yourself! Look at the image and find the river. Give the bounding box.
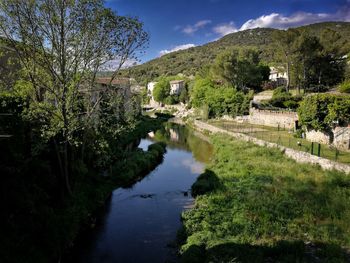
[73,123,213,263]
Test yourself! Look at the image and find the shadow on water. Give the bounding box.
[68,124,213,263]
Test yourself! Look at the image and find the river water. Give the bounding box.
[74,124,213,263]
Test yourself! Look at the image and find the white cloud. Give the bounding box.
[181,159,204,174]
[102,58,139,71]
[159,44,196,56]
[212,6,350,37]
[240,12,338,31]
[213,21,238,36]
[182,20,212,35]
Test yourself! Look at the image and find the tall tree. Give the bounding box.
[0,0,148,195]
[293,30,322,92]
[272,29,300,92]
[211,48,266,91]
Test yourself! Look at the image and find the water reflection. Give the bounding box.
[75,124,213,263]
[150,123,213,164]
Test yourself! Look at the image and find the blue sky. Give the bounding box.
[105,0,350,63]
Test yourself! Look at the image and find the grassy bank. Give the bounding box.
[180,135,350,262]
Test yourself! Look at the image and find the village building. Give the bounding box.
[147,82,157,96]
[79,77,141,125]
[170,80,184,95]
[269,66,288,86]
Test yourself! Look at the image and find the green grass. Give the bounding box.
[180,135,350,262]
[209,120,350,165]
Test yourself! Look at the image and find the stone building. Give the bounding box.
[269,67,287,86]
[170,80,184,95]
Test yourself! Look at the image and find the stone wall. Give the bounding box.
[334,127,350,151]
[249,108,298,130]
[305,130,331,144]
[306,127,350,152]
[253,94,273,102]
[193,120,350,174]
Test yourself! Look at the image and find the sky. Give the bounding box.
[105,0,350,63]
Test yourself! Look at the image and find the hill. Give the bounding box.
[121,22,350,84]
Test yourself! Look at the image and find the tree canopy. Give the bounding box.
[0,0,149,194]
[211,48,269,91]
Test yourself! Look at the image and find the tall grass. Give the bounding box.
[181,135,350,262]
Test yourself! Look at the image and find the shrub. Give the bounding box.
[298,94,350,132]
[338,80,350,93]
[262,81,277,90]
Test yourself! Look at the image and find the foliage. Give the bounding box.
[339,79,350,93]
[179,86,189,103]
[298,94,350,132]
[191,76,251,118]
[0,113,167,263]
[153,78,170,103]
[0,0,149,195]
[181,135,350,262]
[140,87,150,104]
[274,27,349,92]
[211,48,268,90]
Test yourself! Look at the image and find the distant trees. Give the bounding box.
[273,28,349,93]
[0,0,148,195]
[272,29,300,91]
[211,48,269,91]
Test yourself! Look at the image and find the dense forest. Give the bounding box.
[119,22,350,84]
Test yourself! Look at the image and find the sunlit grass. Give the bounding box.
[181,135,350,262]
[209,120,350,164]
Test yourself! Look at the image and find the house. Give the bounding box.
[147,82,157,96]
[269,67,288,86]
[79,77,141,124]
[170,80,184,95]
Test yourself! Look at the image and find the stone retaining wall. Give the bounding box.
[249,108,298,130]
[193,120,350,174]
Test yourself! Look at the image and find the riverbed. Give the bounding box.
[73,124,213,263]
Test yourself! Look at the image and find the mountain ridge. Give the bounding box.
[122,21,350,84]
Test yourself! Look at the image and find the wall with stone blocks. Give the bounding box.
[249,108,298,130]
[306,127,350,152]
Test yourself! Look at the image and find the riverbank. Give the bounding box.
[193,120,350,174]
[67,123,214,263]
[0,116,168,263]
[180,134,350,262]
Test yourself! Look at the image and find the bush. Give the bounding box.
[298,94,350,131]
[262,81,277,90]
[338,80,350,93]
[268,87,301,109]
[308,84,330,93]
[191,77,251,118]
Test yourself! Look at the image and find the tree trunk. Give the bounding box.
[286,60,290,92]
[63,140,72,196]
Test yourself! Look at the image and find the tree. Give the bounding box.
[179,86,189,103]
[153,78,170,103]
[292,30,322,92]
[0,0,148,196]
[317,29,349,86]
[272,29,300,92]
[211,48,266,91]
[298,94,350,140]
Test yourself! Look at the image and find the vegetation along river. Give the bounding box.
[73,123,213,263]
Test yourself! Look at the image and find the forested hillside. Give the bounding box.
[121,22,350,84]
